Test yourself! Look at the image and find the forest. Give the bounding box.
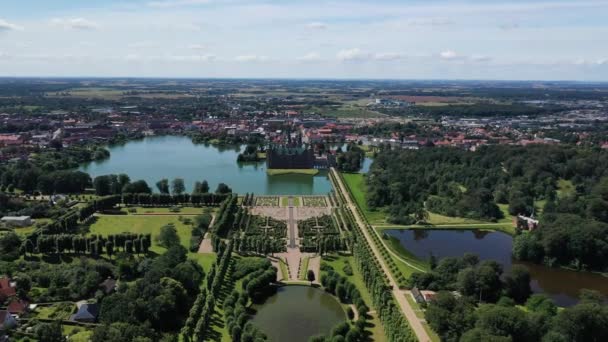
[367,144,608,270]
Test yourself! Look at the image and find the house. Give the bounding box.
[0,278,16,302]
[0,216,32,228]
[411,287,426,304]
[7,298,29,315]
[99,278,117,294]
[420,290,437,303]
[516,215,539,230]
[0,311,16,331]
[70,302,99,323]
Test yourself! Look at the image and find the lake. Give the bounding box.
[79,135,333,195]
[384,229,608,307]
[251,286,346,342]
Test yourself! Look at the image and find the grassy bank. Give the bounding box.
[341,172,387,224]
[266,169,319,176]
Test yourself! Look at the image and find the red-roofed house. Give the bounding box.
[0,278,16,302]
[7,298,29,315]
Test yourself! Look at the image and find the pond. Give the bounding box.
[79,135,334,195]
[384,229,608,307]
[251,286,346,342]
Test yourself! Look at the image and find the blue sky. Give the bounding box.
[0,0,607,80]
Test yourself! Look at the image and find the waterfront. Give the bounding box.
[384,229,608,306]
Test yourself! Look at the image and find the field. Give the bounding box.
[341,173,387,224]
[266,169,319,176]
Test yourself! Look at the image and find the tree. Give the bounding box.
[215,183,232,194]
[193,180,210,194]
[0,231,22,261]
[94,175,113,196]
[156,179,170,194]
[307,269,315,284]
[158,224,180,249]
[502,265,531,303]
[123,180,152,194]
[106,241,114,259]
[35,322,64,342]
[171,178,185,195]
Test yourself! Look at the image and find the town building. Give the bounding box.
[0,216,32,228]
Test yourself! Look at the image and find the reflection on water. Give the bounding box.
[385,229,608,306]
[252,286,346,342]
[80,136,333,195]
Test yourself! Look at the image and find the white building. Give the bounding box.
[0,216,32,228]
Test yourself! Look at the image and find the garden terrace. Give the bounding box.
[254,196,280,207]
[298,214,344,253]
[302,196,328,207]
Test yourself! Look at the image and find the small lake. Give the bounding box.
[251,286,346,342]
[80,135,333,195]
[384,229,608,307]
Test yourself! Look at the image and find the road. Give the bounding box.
[331,168,431,342]
[288,196,296,248]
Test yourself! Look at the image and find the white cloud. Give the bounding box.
[374,52,405,61]
[188,44,208,50]
[298,52,322,62]
[167,54,216,62]
[234,55,270,62]
[50,18,99,30]
[147,0,212,8]
[595,59,607,65]
[129,41,160,49]
[471,55,492,62]
[0,19,23,31]
[306,22,328,30]
[439,50,462,60]
[337,48,370,61]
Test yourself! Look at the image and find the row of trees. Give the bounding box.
[211,195,239,237]
[223,259,277,342]
[93,174,233,196]
[121,192,230,206]
[187,241,233,341]
[29,233,152,257]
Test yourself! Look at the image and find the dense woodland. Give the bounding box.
[368,145,608,271]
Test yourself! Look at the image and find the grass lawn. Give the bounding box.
[63,325,93,342]
[341,173,387,224]
[89,215,216,271]
[425,211,487,225]
[383,235,429,276]
[322,254,386,341]
[299,256,310,280]
[557,179,575,198]
[266,169,319,176]
[280,197,289,207]
[35,303,74,320]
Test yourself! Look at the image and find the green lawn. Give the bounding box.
[322,254,386,341]
[89,215,216,271]
[299,256,310,280]
[557,179,575,198]
[63,325,94,342]
[341,173,387,224]
[266,169,319,176]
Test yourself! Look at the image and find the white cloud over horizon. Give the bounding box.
[0,0,606,80]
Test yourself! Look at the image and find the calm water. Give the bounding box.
[385,229,608,306]
[251,286,346,342]
[80,136,333,195]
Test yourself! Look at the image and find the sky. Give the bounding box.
[0,0,607,81]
